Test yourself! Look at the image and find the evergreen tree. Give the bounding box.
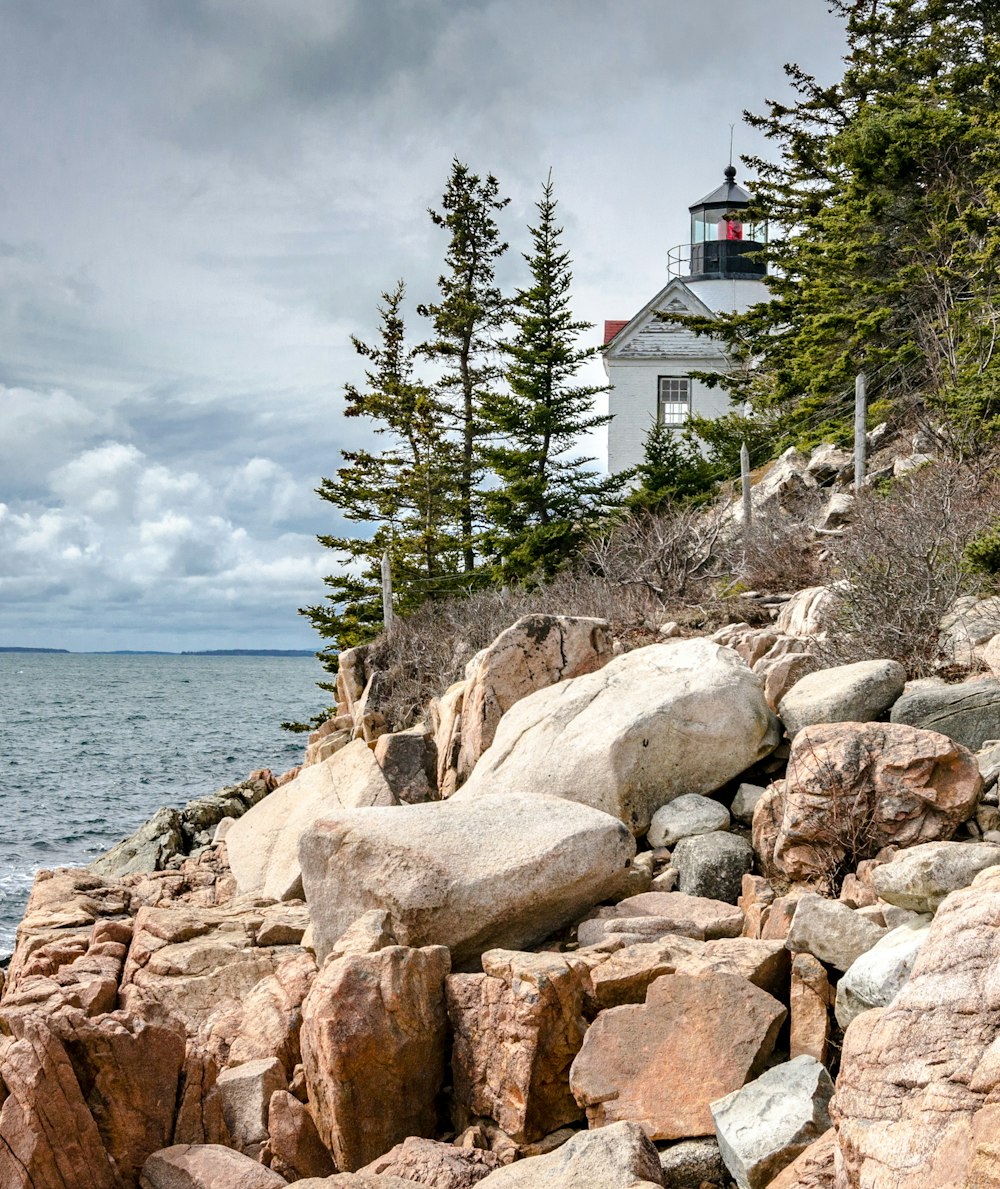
[483,174,622,580]
[685,0,1000,447]
[418,159,510,574]
[625,419,718,513]
[299,282,462,670]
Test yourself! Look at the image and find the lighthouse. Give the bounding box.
[602,166,770,476]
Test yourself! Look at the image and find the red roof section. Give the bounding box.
[603,319,629,345]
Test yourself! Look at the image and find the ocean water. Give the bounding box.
[0,652,325,963]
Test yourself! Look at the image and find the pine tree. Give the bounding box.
[299,282,462,671]
[482,174,622,580]
[418,159,510,574]
[625,419,717,513]
[686,0,1000,448]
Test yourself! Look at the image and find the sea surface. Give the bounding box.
[0,652,325,963]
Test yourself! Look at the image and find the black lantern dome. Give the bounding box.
[687,166,766,281]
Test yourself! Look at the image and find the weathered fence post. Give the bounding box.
[740,442,752,535]
[381,551,394,630]
[854,372,867,491]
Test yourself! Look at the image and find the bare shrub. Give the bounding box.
[588,504,728,603]
[364,566,659,730]
[725,508,832,594]
[791,734,884,896]
[820,460,1000,676]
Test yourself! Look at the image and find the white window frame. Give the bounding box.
[658,376,691,428]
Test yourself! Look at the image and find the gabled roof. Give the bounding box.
[603,320,629,345]
[602,277,728,363]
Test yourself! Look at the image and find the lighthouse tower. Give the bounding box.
[602,167,770,476]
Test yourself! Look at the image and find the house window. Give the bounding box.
[658,377,690,427]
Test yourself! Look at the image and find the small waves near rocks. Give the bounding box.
[0,651,321,962]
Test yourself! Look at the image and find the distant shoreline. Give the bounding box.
[0,647,317,657]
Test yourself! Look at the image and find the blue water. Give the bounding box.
[0,652,325,962]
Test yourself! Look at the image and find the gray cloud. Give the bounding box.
[0,0,846,649]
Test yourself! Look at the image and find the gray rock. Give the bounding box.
[90,806,183,877]
[785,893,887,972]
[870,840,1000,912]
[816,491,854,530]
[893,451,933,477]
[455,639,779,836]
[835,917,932,1029]
[373,726,438,804]
[476,1120,665,1187]
[672,832,754,904]
[807,443,853,485]
[777,659,906,737]
[711,1055,834,1189]
[300,793,635,968]
[977,740,1000,791]
[731,783,767,827]
[647,794,730,847]
[940,595,1000,663]
[659,1138,728,1188]
[774,584,844,640]
[91,773,274,877]
[577,892,744,947]
[890,677,1000,751]
[216,1057,286,1155]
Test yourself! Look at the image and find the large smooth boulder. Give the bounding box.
[140,1144,287,1188]
[777,659,906,737]
[569,973,785,1140]
[457,640,779,835]
[300,944,450,1172]
[448,949,591,1143]
[228,740,397,900]
[870,839,1000,912]
[835,916,932,1029]
[833,867,1000,1186]
[476,1121,665,1187]
[299,793,634,968]
[647,794,730,847]
[753,722,982,885]
[891,676,1000,752]
[456,614,613,786]
[712,1055,834,1189]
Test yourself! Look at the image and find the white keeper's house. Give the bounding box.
[602,166,770,475]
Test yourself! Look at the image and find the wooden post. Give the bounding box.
[740,442,752,533]
[381,551,394,630]
[854,372,867,491]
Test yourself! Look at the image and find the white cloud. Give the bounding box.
[0,440,330,648]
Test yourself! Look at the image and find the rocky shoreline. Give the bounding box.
[5,579,1000,1186]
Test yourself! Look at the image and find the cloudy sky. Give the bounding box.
[0,0,845,651]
